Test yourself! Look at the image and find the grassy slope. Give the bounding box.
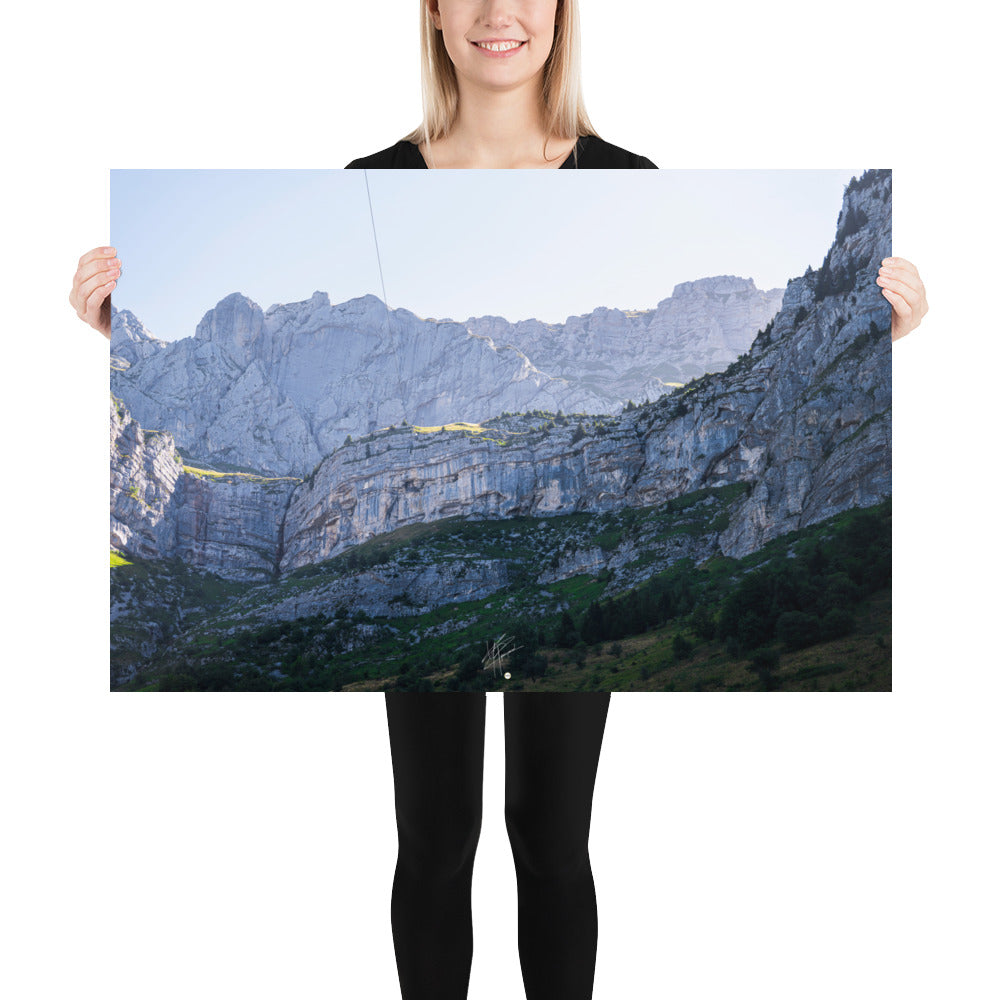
[111,495,890,693]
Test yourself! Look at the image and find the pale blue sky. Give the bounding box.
[111,169,872,341]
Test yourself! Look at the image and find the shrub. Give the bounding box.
[820,607,855,641]
[775,611,821,651]
[523,654,548,679]
[747,646,780,690]
[691,605,716,641]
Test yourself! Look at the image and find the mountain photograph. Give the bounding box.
[110,169,891,692]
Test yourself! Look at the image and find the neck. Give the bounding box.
[437,77,556,167]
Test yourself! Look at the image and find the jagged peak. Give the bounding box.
[669,275,760,299]
[215,290,260,309]
[336,292,386,310]
[266,290,332,315]
[110,306,166,355]
[195,292,265,343]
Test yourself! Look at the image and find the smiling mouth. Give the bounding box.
[471,39,527,53]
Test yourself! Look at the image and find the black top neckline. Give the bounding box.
[345,135,657,170]
[410,137,583,169]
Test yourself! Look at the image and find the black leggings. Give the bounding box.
[385,691,611,1000]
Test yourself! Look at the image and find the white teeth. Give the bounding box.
[476,40,524,52]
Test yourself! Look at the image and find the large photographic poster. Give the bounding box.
[110,169,891,692]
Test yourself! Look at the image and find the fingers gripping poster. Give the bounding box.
[110,169,891,692]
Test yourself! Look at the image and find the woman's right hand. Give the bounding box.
[69,246,121,340]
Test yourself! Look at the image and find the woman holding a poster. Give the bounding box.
[70,2,927,999]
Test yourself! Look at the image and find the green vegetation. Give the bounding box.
[110,556,253,688]
[837,203,869,241]
[412,420,487,434]
[174,447,281,478]
[182,465,300,484]
[112,493,890,694]
[844,168,888,198]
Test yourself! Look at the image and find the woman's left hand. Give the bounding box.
[877,257,928,342]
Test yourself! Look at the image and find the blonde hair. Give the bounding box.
[402,0,599,155]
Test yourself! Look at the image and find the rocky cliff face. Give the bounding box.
[279,171,891,570]
[678,170,892,557]
[109,307,166,369]
[279,415,643,571]
[111,170,891,620]
[110,396,298,581]
[467,275,782,400]
[247,558,512,623]
[111,278,782,477]
[110,395,183,559]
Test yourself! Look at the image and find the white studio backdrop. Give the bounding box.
[3,2,997,999]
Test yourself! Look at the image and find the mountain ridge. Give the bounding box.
[111,274,783,476]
